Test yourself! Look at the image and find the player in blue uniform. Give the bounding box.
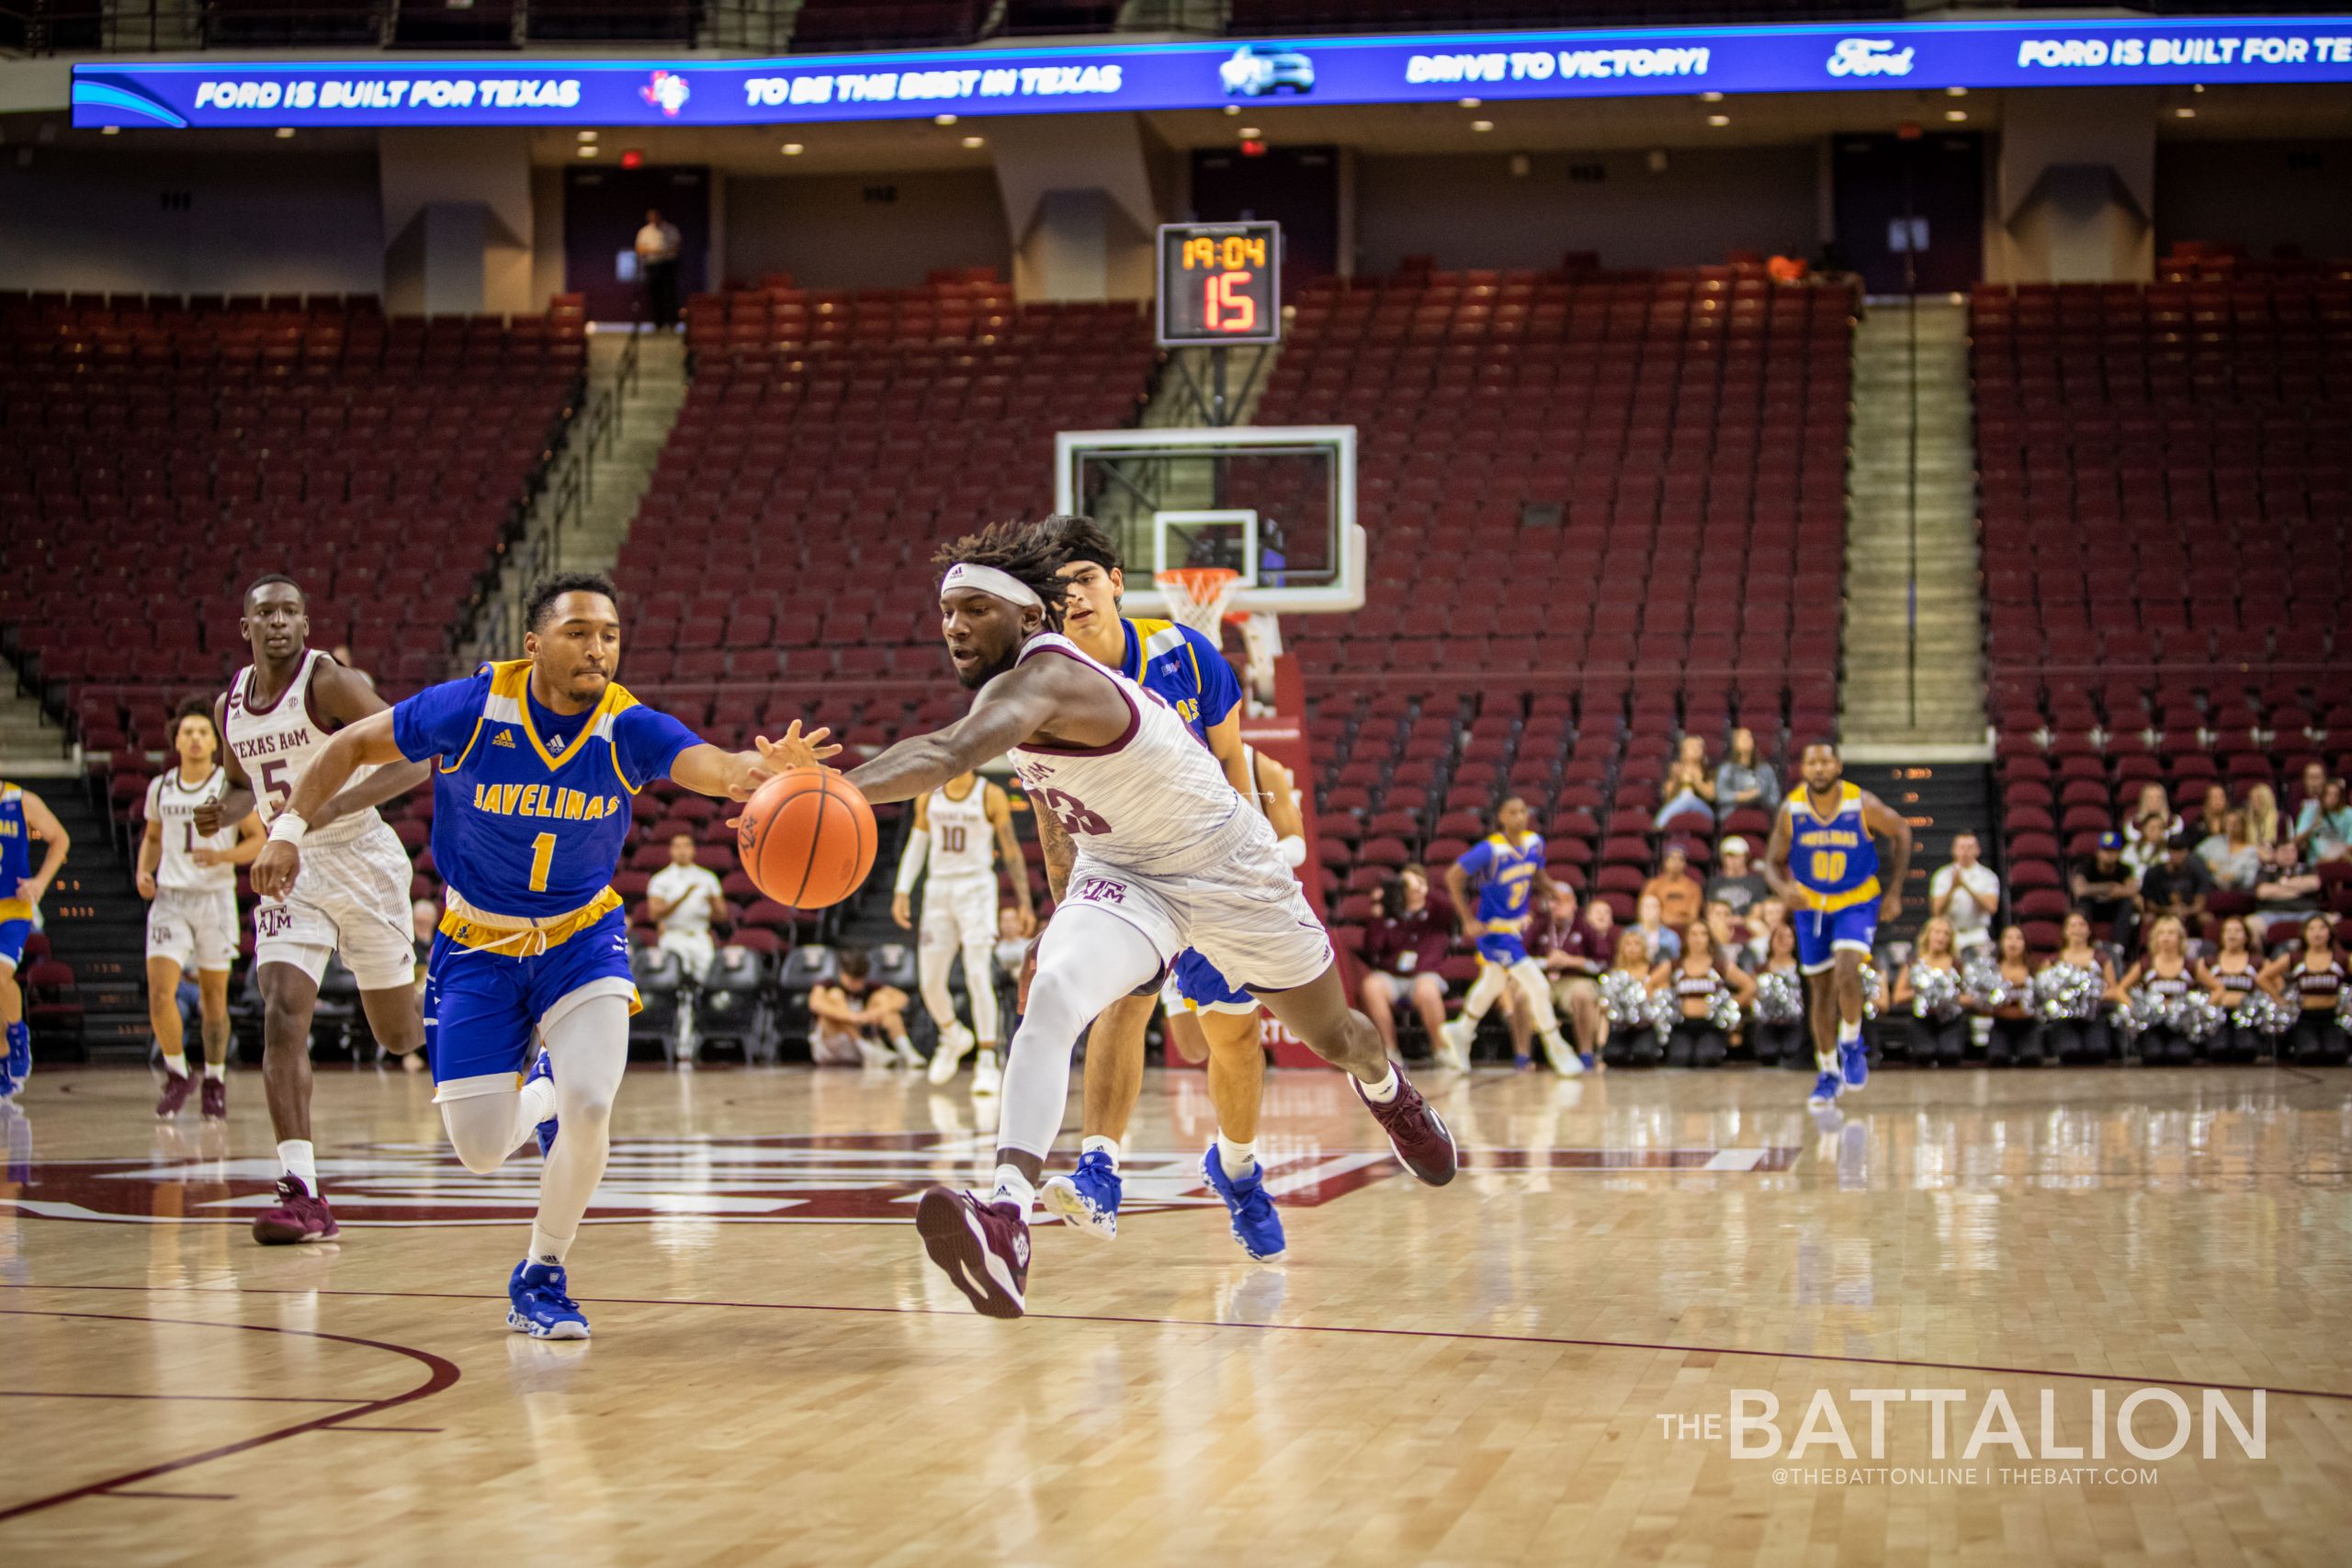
[1028,518,1295,1261]
[252,574,830,1338]
[1762,741,1911,1107]
[1441,796,1581,1076]
[0,781,69,1098]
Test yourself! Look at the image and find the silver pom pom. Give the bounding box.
[1963,953,2022,1011]
[1600,969,1653,1029]
[1708,986,1742,1034]
[2034,962,2101,1021]
[2117,986,2172,1038]
[1908,962,1964,1021]
[2245,989,2295,1037]
[2175,990,2225,1043]
[1859,959,1883,1021]
[1753,968,1804,1024]
[1645,984,1681,1035]
[2338,987,2352,1032]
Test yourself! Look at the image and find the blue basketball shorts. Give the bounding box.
[424,907,639,1101]
[0,919,28,971]
[1168,945,1259,1017]
[1794,900,1878,975]
[1476,932,1530,968]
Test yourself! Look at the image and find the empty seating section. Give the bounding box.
[1225,0,1897,32]
[1261,263,1856,948]
[787,0,988,49]
[0,289,587,872]
[613,271,1156,950]
[1974,250,2352,941]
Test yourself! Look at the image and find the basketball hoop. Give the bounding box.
[1154,567,1244,640]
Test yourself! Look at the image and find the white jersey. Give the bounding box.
[145,766,237,894]
[1006,633,1247,874]
[925,782,997,883]
[225,649,383,849]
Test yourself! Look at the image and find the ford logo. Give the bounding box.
[1826,38,1916,76]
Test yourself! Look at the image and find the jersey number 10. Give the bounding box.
[941,826,967,854]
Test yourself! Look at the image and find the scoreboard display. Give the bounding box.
[1157,221,1282,348]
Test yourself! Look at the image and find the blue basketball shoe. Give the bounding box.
[525,1047,558,1156]
[3,1021,28,1094]
[507,1260,590,1339]
[1806,1068,1843,1109]
[1838,1035,1869,1092]
[1039,1148,1121,1241]
[1201,1145,1285,1262]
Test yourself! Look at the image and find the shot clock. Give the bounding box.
[1157,221,1282,347]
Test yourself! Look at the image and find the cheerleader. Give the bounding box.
[2194,914,2267,1064]
[1973,925,2042,1066]
[1749,920,1810,1069]
[2113,915,2199,1065]
[1663,921,1752,1068]
[1599,930,1668,1068]
[2260,913,2351,1066]
[2036,911,2118,1065]
[1893,916,1968,1066]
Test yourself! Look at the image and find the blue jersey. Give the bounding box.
[1120,617,1240,746]
[1456,831,1544,933]
[1783,782,1882,912]
[0,784,30,924]
[393,660,698,924]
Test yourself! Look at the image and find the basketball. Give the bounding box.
[734,767,876,909]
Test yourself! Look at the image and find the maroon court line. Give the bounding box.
[0,1310,461,1526]
[6,1280,2344,1407]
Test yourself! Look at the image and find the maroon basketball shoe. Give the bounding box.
[1354,1069,1459,1186]
[200,1077,226,1121]
[915,1185,1030,1319]
[252,1177,340,1245]
[154,1071,195,1120]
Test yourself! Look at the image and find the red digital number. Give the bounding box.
[1201,270,1258,335]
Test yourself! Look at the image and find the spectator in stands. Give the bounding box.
[2292,777,2352,863]
[1643,843,1704,931]
[2116,914,2199,1066]
[2262,913,2350,1066]
[1528,882,1606,1066]
[646,832,725,981]
[1713,728,1781,822]
[1929,833,2001,955]
[2138,829,2213,931]
[2199,809,2265,893]
[1742,897,1786,971]
[2197,914,2265,1064]
[1703,836,1770,919]
[1601,930,1668,1068]
[808,949,919,1068]
[1978,924,2041,1067]
[2194,783,2233,839]
[2071,831,2141,953]
[1357,864,1456,1063]
[1702,898,1741,963]
[1662,920,1750,1068]
[2042,911,2118,1065]
[2292,760,2330,815]
[1632,892,1681,964]
[2121,805,2170,881]
[636,209,683,330]
[1748,919,1808,1068]
[1894,916,1968,1066]
[1658,736,1714,826]
[2245,784,2286,863]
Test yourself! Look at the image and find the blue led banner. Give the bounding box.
[71,17,2352,130]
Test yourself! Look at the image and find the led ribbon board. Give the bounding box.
[74,18,2352,130]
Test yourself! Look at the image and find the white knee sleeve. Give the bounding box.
[999,906,1165,1161]
[964,940,1001,1043]
[442,1091,531,1176]
[1509,960,1562,1034]
[534,994,631,1249]
[1461,962,1511,1025]
[917,937,959,1029]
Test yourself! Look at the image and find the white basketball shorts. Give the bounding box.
[254,822,416,991]
[147,887,240,973]
[920,877,1000,954]
[1062,824,1332,1000]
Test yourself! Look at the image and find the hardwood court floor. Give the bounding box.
[0,1060,2347,1566]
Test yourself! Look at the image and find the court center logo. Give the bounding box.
[641,69,692,117]
[1826,39,1916,77]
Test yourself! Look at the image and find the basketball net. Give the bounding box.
[1154,568,1283,713]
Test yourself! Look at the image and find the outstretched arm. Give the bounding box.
[844,656,1123,807]
[308,660,429,829]
[248,710,405,897]
[674,724,833,803]
[1864,793,1913,922]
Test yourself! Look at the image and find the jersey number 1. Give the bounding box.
[529,832,556,893]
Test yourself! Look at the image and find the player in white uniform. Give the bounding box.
[209,574,430,1243]
[841,522,1457,1319]
[892,771,1034,1094]
[141,700,263,1121]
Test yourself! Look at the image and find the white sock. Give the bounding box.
[526,1224,573,1269]
[204,1062,226,1081]
[989,1163,1036,1217]
[1361,1065,1401,1103]
[163,1052,189,1077]
[1217,1134,1257,1179]
[976,1048,998,1071]
[277,1139,318,1191]
[1838,1018,1862,1048]
[1816,1046,1838,1074]
[1081,1134,1120,1168]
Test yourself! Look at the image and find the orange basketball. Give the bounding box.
[735,768,876,910]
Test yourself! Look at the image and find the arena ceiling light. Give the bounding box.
[961,134,985,148]
[1470,118,1494,131]
[780,141,804,153]
[1946,108,1968,120]
[1707,113,1731,127]
[934,112,957,125]
[576,128,597,141]
[69,17,2352,130]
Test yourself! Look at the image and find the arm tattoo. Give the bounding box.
[1033,801,1076,904]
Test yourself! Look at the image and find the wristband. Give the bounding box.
[267,812,309,847]
[1276,834,1308,869]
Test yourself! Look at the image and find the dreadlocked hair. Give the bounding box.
[933,520,1069,629]
[1028,513,1123,574]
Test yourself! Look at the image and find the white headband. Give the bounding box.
[941,561,1043,611]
